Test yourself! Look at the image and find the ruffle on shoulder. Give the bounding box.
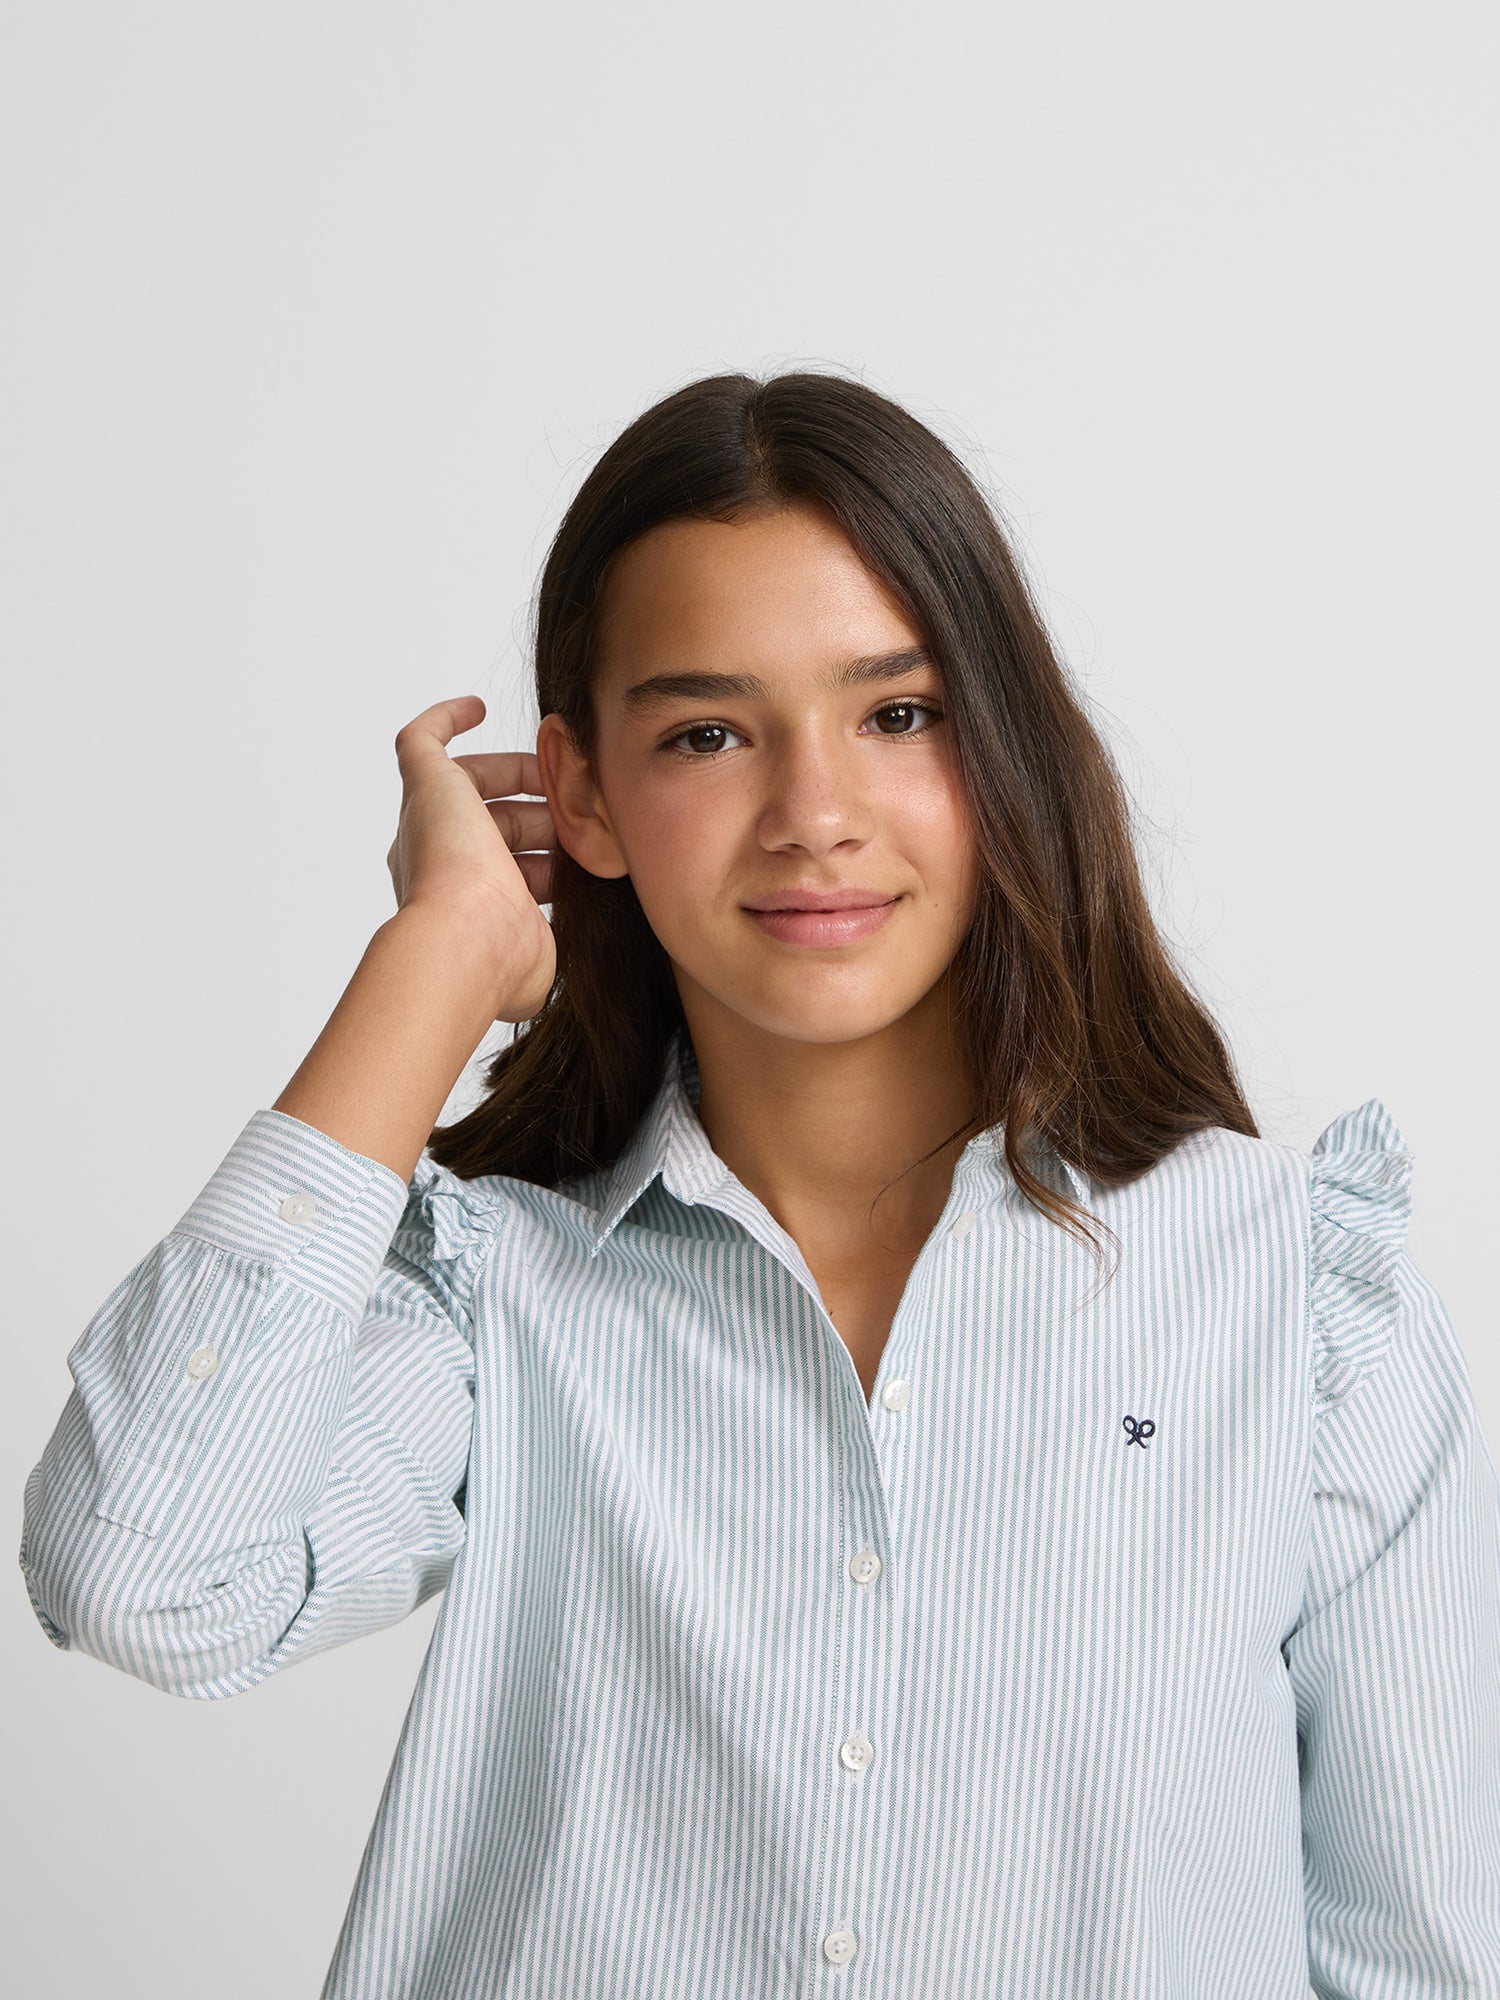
[1308,1098,1414,1415]
[402,1153,508,1271]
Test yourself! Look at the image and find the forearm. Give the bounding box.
[273,901,508,1183]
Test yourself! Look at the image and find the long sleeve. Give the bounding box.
[18,1108,504,1701]
[1284,1100,1500,1995]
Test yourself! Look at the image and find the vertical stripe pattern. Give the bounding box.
[19,1034,1500,1996]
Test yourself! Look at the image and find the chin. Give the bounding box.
[712,988,939,1048]
[670,944,952,1045]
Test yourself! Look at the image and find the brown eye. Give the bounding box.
[869,701,942,736]
[662,722,744,758]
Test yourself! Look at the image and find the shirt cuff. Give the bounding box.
[170,1109,413,1323]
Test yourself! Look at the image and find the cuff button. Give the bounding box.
[279,1192,318,1226]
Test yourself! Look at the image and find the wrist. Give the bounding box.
[380,895,523,1020]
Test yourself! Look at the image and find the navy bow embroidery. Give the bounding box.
[1122,1415,1155,1448]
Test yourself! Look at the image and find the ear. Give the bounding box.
[535,712,630,881]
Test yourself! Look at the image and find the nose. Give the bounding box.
[753,726,876,857]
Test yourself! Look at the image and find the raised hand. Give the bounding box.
[386,694,557,1024]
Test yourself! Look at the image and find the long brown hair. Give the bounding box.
[428,368,1257,1268]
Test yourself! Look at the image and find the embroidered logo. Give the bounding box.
[1122,1415,1155,1449]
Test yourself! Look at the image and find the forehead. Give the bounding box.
[592,503,920,689]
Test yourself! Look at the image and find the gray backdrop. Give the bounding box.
[4,2,1496,1991]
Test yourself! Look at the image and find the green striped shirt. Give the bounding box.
[20,1030,1500,1994]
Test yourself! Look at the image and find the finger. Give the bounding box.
[451,751,547,799]
[393,696,486,784]
[484,798,556,852]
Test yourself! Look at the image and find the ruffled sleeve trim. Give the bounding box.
[387,1158,509,1340]
[1307,1098,1414,1415]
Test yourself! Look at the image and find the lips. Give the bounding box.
[744,899,898,946]
[743,889,895,912]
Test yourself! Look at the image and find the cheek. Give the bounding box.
[613,786,734,906]
[890,776,978,892]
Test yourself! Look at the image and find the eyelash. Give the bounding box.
[660,700,945,761]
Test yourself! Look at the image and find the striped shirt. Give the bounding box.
[19,1030,1500,1996]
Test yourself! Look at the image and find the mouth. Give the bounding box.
[742,888,897,913]
[743,898,899,947]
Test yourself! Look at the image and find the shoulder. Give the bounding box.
[1141,1098,1410,1226]
[1123,1103,1414,1414]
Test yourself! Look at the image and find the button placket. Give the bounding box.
[821,1195,975,1962]
[819,1531,887,1970]
[817,1191,928,1982]
[819,1188,985,1969]
[866,1200,979,1423]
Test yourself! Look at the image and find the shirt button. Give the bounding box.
[185,1346,219,1380]
[822,1928,858,1966]
[840,1731,875,1774]
[880,1378,911,1411]
[279,1192,317,1226]
[949,1210,976,1239]
[849,1547,882,1586]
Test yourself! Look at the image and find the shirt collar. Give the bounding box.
[585,1027,1089,1257]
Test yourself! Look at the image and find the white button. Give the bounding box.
[822,1928,858,1966]
[185,1346,219,1380]
[849,1547,882,1586]
[839,1731,875,1774]
[279,1192,317,1226]
[949,1210,976,1238]
[880,1378,911,1411]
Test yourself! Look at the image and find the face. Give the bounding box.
[537,500,981,1051]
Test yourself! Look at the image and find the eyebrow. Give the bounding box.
[619,645,937,715]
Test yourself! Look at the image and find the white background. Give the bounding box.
[4,3,1495,1990]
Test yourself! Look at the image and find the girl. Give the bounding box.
[20,371,1500,1997]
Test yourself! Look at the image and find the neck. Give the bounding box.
[679,983,976,1257]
